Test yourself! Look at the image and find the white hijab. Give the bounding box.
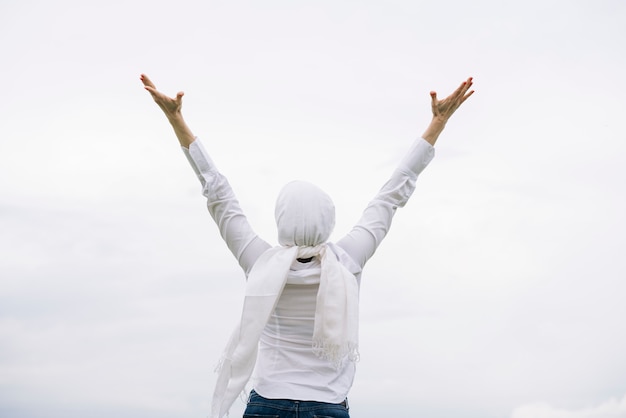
[210,181,359,418]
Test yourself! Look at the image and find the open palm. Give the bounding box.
[430,77,474,122]
[140,74,184,117]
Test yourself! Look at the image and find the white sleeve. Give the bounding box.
[336,138,435,268]
[183,139,271,276]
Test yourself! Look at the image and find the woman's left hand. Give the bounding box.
[430,77,474,123]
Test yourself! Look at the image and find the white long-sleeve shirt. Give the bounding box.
[183,137,435,403]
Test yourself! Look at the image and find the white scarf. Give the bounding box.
[210,181,360,418]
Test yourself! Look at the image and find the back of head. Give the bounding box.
[274,181,336,247]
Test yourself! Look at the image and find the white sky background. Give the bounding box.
[1,0,625,417]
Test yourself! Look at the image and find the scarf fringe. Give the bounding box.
[214,357,224,373]
[312,340,360,369]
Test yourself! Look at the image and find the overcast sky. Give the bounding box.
[1,1,626,417]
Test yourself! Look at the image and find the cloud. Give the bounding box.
[512,395,626,418]
[2,1,626,418]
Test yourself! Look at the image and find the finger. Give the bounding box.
[143,85,159,99]
[451,80,468,98]
[143,85,162,101]
[461,75,474,89]
[460,89,475,104]
[450,78,473,105]
[140,74,157,89]
[463,77,473,94]
[459,76,474,96]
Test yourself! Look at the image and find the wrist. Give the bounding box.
[430,116,448,129]
[422,117,447,145]
[166,112,189,133]
[166,110,184,124]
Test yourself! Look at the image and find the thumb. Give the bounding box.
[175,91,185,105]
[430,91,438,106]
[430,91,439,114]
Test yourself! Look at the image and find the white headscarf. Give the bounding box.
[210,181,359,418]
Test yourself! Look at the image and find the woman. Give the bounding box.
[141,74,474,418]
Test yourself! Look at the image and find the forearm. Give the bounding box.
[167,112,196,148]
[421,117,446,146]
[336,137,435,266]
[183,140,270,274]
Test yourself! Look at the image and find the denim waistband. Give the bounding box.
[248,389,349,410]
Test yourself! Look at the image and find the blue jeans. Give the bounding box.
[243,390,350,418]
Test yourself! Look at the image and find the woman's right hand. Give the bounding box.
[140,74,184,119]
[140,74,195,148]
